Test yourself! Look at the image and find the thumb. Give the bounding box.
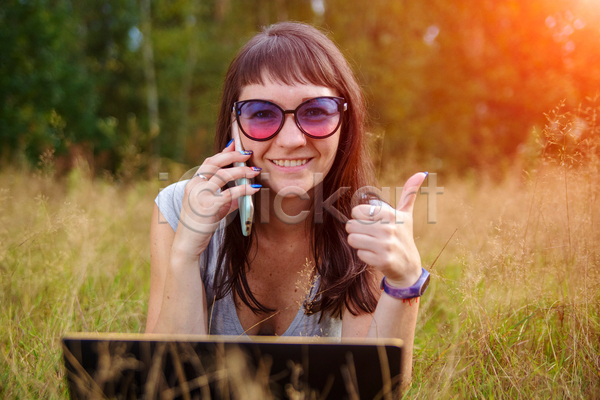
[397,172,428,213]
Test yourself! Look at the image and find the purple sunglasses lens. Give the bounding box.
[296,98,341,137]
[238,101,282,139]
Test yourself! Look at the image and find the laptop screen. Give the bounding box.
[62,333,403,399]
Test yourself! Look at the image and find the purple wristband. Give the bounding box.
[380,268,430,299]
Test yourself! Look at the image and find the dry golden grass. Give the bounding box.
[1,102,599,398]
[0,158,156,398]
[404,166,600,399]
[399,101,600,399]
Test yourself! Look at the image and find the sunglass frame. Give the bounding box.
[233,96,347,141]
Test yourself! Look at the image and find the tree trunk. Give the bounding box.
[140,0,160,157]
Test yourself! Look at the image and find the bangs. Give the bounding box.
[235,32,340,90]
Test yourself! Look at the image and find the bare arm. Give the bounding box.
[342,291,420,391]
[145,205,173,333]
[146,141,261,334]
[146,204,208,334]
[341,269,420,390]
[343,172,428,390]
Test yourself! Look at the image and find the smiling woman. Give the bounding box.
[146,21,429,389]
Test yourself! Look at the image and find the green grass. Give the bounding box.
[1,142,600,398]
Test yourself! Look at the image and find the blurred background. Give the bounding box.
[2,2,600,397]
[2,0,599,178]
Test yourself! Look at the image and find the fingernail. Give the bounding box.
[424,171,429,177]
[251,184,262,188]
[251,166,262,171]
[225,138,234,148]
[240,150,252,155]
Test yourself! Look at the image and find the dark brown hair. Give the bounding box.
[212,21,378,319]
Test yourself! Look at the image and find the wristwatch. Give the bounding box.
[380,267,430,299]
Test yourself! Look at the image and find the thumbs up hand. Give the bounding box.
[345,172,428,288]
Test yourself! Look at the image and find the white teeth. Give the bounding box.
[271,159,308,167]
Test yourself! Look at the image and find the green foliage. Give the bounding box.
[2,0,600,176]
[325,0,600,174]
[0,0,98,162]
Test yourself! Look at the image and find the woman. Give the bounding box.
[147,21,429,384]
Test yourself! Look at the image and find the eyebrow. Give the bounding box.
[240,96,326,107]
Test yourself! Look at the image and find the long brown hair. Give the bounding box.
[213,22,378,319]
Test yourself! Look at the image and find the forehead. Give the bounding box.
[238,79,338,107]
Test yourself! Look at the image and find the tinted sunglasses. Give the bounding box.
[233,96,347,141]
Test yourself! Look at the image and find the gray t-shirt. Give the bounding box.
[155,180,342,338]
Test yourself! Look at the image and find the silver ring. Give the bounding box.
[369,205,376,220]
[196,173,208,181]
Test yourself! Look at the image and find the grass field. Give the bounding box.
[1,133,599,398]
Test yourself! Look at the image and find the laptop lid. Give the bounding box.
[62,333,403,400]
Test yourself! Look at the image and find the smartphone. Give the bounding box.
[232,122,254,236]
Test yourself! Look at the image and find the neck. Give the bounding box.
[253,188,313,240]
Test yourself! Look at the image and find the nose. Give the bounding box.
[274,113,307,147]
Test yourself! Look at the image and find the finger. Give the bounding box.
[211,183,260,221]
[397,172,428,214]
[347,232,391,252]
[211,188,246,220]
[349,203,398,228]
[201,150,254,171]
[345,219,398,240]
[356,248,382,268]
[193,165,259,188]
[187,182,260,220]
[350,204,393,222]
[226,183,262,202]
[223,138,235,152]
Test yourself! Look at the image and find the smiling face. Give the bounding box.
[236,78,341,196]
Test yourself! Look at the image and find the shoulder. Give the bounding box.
[155,180,189,232]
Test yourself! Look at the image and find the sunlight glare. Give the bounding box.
[424,25,440,46]
[573,19,585,29]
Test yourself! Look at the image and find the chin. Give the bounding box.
[262,181,314,198]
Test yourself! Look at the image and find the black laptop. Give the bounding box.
[62,333,403,400]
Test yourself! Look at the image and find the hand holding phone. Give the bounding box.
[232,122,255,236]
